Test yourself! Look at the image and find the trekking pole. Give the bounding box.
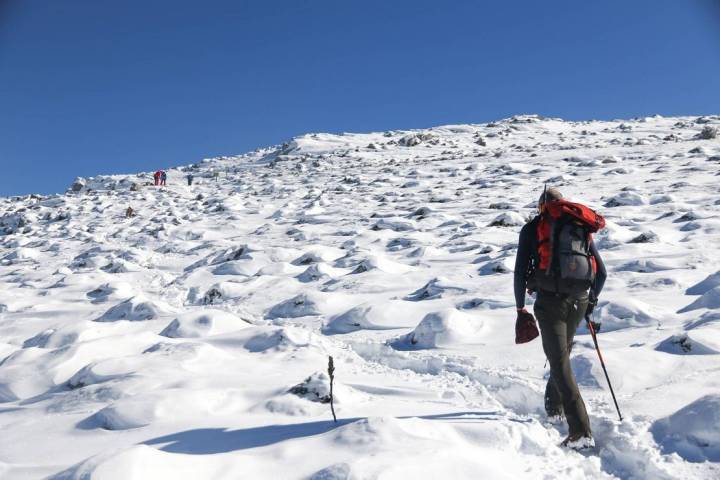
[586,314,623,422]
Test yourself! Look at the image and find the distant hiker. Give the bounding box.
[212,170,220,182]
[153,170,161,186]
[125,206,134,218]
[160,171,167,186]
[513,187,607,450]
[186,173,194,186]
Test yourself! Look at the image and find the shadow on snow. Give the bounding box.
[142,411,522,455]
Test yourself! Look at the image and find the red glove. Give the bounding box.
[515,308,539,344]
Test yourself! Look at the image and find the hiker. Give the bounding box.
[160,171,167,186]
[153,171,161,186]
[186,173,194,186]
[125,206,134,218]
[513,187,607,450]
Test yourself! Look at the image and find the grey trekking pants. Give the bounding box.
[534,291,591,437]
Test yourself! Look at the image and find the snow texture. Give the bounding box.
[0,114,719,479]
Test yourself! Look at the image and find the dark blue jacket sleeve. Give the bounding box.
[513,223,532,309]
[590,241,606,299]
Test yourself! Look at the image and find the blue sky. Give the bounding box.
[1,0,719,197]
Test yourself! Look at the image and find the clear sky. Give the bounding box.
[1,0,719,197]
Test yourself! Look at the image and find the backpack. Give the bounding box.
[528,200,605,295]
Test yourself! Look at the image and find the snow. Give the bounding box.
[651,395,720,462]
[392,309,481,349]
[1,114,720,479]
[160,309,251,338]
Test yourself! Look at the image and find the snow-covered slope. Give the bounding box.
[1,115,719,479]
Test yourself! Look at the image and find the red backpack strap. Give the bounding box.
[536,214,552,270]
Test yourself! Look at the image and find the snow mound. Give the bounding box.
[477,256,514,275]
[651,394,720,462]
[655,332,720,355]
[405,245,446,259]
[595,298,659,331]
[372,218,416,232]
[84,398,157,430]
[80,386,240,432]
[488,212,526,227]
[616,258,678,273]
[306,463,352,480]
[296,263,338,283]
[49,445,173,480]
[0,212,32,235]
[292,248,343,266]
[686,271,720,295]
[22,321,100,348]
[86,281,135,303]
[266,293,323,319]
[323,304,394,334]
[677,286,720,313]
[95,295,170,322]
[67,359,135,389]
[604,191,646,207]
[685,311,720,330]
[405,277,468,301]
[211,260,261,276]
[183,244,259,272]
[392,309,478,349]
[100,258,142,273]
[628,231,659,243]
[242,326,315,352]
[160,309,250,338]
[1,247,40,264]
[288,372,333,403]
[200,281,247,305]
[456,297,514,310]
[348,255,410,275]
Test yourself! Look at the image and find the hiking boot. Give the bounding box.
[561,433,595,450]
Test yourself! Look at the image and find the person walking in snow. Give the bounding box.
[186,173,194,186]
[160,170,167,186]
[153,170,161,186]
[513,187,607,449]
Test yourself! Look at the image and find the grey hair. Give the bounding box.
[539,187,563,205]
